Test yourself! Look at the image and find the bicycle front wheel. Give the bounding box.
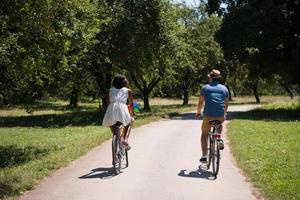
[212,139,220,177]
[207,136,213,170]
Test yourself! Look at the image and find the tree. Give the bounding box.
[0,0,54,104]
[87,0,135,109]
[124,0,177,111]
[171,3,224,105]
[214,0,300,101]
[52,0,99,108]
[0,0,99,106]
[172,3,201,105]
[87,0,175,111]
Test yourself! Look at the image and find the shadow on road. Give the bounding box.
[169,112,200,120]
[178,169,215,180]
[79,167,115,179]
[169,109,300,122]
[169,111,243,121]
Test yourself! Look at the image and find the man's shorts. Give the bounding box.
[202,116,225,135]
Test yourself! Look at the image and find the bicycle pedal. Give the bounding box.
[198,164,208,170]
[218,142,224,150]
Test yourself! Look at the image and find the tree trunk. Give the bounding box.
[232,88,237,97]
[102,63,112,109]
[92,93,96,101]
[183,90,189,106]
[0,95,8,106]
[94,62,112,110]
[143,91,150,111]
[182,68,191,106]
[251,83,260,103]
[226,85,233,101]
[279,81,294,99]
[130,72,161,111]
[69,84,79,108]
[100,95,109,110]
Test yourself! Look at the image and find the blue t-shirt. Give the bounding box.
[200,81,229,117]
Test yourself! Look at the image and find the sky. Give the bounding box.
[172,0,200,7]
[172,0,227,9]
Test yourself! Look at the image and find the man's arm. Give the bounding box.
[196,95,204,117]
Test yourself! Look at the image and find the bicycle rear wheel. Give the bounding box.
[212,139,220,177]
[125,150,129,167]
[112,135,121,175]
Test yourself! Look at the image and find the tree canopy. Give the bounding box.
[0,0,298,108]
[209,0,300,101]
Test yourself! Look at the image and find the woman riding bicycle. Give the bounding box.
[102,74,134,150]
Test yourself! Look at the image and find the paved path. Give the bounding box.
[19,105,262,200]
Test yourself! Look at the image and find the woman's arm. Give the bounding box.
[128,90,134,117]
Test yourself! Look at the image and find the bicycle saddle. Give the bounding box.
[209,120,222,125]
[114,121,123,127]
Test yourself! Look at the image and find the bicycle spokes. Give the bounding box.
[203,123,222,178]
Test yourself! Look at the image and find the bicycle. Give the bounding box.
[111,122,129,175]
[200,120,223,178]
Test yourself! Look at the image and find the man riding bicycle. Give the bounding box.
[196,69,229,162]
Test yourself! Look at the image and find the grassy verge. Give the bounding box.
[227,101,300,200]
[1,96,298,199]
[0,100,194,200]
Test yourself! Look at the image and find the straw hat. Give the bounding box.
[207,69,221,78]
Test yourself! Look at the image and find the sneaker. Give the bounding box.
[199,155,208,162]
[125,145,131,151]
[122,141,131,151]
[218,139,224,150]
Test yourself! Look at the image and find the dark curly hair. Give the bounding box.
[112,74,128,89]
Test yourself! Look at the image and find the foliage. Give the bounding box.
[0,0,99,106]
[1,0,297,108]
[125,0,176,110]
[86,0,175,110]
[0,0,53,104]
[160,2,224,105]
[214,0,300,94]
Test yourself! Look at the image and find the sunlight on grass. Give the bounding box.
[0,98,195,199]
[0,126,111,199]
[227,101,300,200]
[0,96,299,199]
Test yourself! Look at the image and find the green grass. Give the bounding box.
[0,126,111,199]
[227,101,300,200]
[1,97,299,200]
[0,100,193,200]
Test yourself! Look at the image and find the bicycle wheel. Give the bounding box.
[125,149,129,167]
[212,139,220,177]
[112,135,121,175]
[207,135,213,169]
[119,125,129,168]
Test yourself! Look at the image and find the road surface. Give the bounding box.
[19,105,262,200]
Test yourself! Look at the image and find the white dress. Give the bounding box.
[102,87,131,127]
